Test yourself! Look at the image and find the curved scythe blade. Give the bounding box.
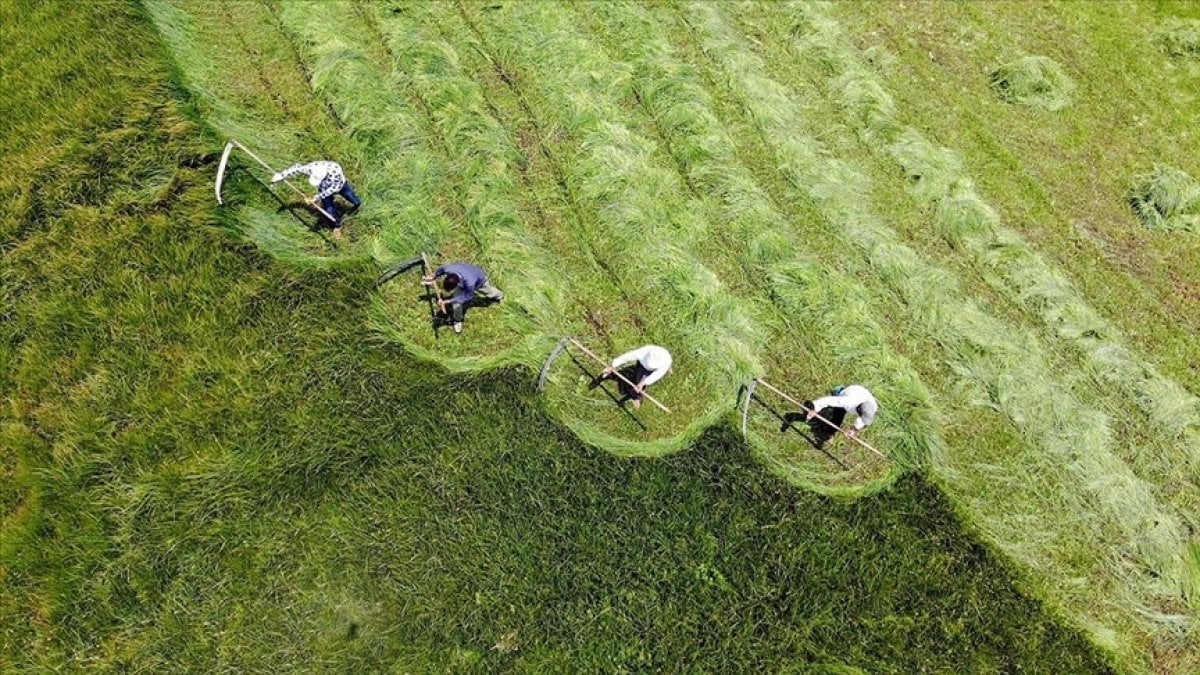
[214,140,235,205]
[536,336,573,391]
[741,378,759,437]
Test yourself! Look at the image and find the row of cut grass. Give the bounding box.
[566,0,942,490]
[448,0,765,452]
[676,2,1193,666]
[824,0,1200,399]
[770,0,1200,524]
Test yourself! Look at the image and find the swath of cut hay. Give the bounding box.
[460,0,763,451]
[989,55,1075,112]
[1130,165,1200,234]
[577,0,937,484]
[684,1,1195,660]
[416,4,726,446]
[367,2,691,373]
[363,3,577,365]
[778,0,1200,506]
[769,0,1200,661]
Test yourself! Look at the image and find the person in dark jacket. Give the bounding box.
[422,262,503,333]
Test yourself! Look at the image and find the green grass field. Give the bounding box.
[4,0,1200,671]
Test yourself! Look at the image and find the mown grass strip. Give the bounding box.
[678,1,1193,663]
[765,0,1200,635]
[568,0,942,490]
[450,0,766,453]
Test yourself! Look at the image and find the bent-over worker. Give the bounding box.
[422,262,504,334]
[781,384,877,448]
[272,160,360,237]
[601,345,672,410]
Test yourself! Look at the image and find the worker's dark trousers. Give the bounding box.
[783,404,846,448]
[320,183,361,225]
[621,363,653,401]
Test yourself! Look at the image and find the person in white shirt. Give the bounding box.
[601,345,672,410]
[271,160,360,238]
[781,384,878,448]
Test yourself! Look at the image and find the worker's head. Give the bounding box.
[442,273,461,291]
[830,385,846,396]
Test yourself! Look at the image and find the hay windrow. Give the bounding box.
[1130,165,1200,233]
[989,55,1075,111]
[575,0,937,490]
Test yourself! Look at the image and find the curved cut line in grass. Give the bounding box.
[684,1,1196,664]
[153,0,772,456]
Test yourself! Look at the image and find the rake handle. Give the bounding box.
[420,253,444,304]
[754,378,887,460]
[568,338,672,414]
[232,141,338,224]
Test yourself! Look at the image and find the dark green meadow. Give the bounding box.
[0,1,1116,671]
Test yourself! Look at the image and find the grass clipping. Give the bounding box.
[1130,165,1200,233]
[1156,18,1200,59]
[989,56,1074,111]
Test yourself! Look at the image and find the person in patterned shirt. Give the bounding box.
[272,160,360,238]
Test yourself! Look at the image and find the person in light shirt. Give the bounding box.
[600,345,672,410]
[271,160,360,237]
[781,384,877,448]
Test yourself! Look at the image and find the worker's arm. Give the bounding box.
[809,395,843,414]
[639,364,670,388]
[272,163,307,183]
[610,346,649,370]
